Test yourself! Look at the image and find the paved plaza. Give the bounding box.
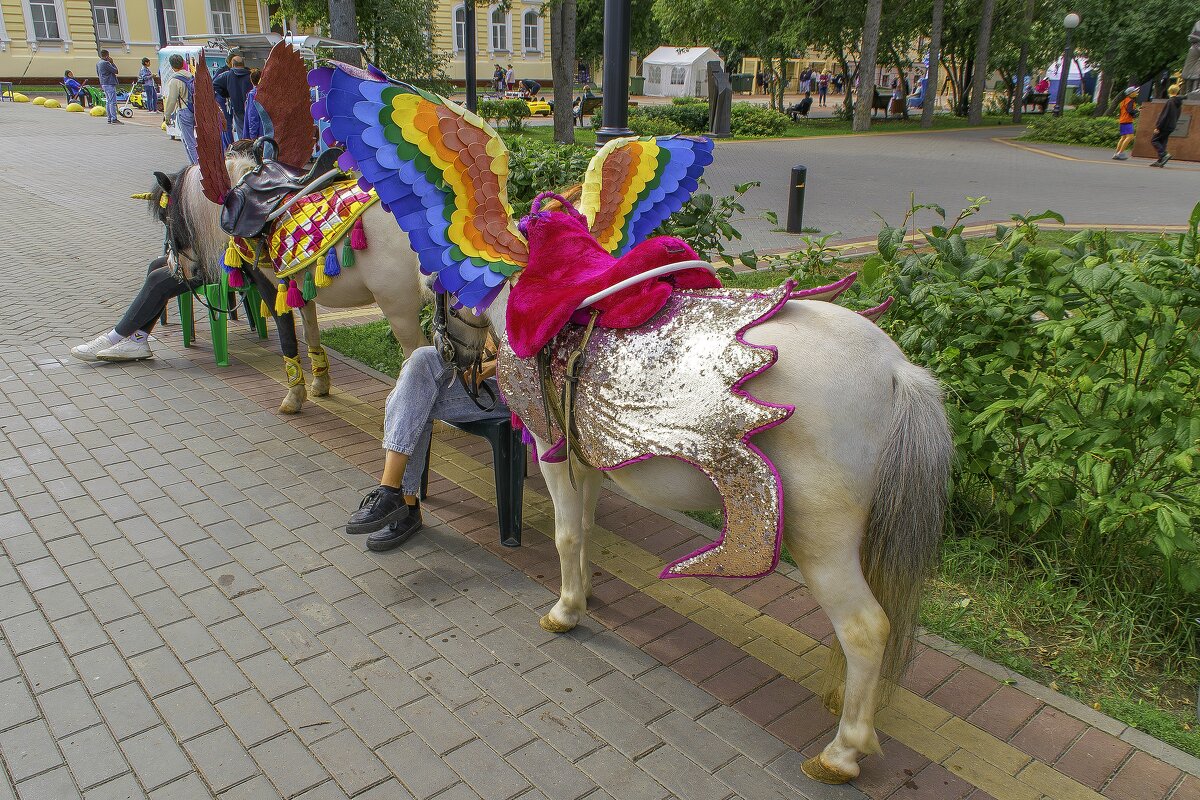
[1,102,1198,800]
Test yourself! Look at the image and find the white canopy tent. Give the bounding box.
[641,46,723,98]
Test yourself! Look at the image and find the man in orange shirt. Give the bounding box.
[1113,87,1138,160]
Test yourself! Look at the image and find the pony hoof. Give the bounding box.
[539,613,576,633]
[279,386,307,415]
[311,375,331,397]
[801,755,855,785]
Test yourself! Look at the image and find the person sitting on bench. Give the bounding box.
[346,345,510,551]
[786,92,813,121]
[64,70,91,107]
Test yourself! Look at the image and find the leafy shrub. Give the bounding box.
[730,102,789,136]
[501,137,593,216]
[1073,101,1098,117]
[860,202,1200,595]
[655,180,760,267]
[1022,115,1119,147]
[478,98,531,132]
[628,113,685,137]
[671,96,707,106]
[625,102,710,135]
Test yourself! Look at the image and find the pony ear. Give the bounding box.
[154,171,172,193]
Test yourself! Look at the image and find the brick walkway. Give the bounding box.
[1,102,1198,800]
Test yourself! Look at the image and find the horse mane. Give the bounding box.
[146,165,226,284]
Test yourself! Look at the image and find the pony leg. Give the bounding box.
[536,440,598,632]
[578,468,601,601]
[249,270,306,414]
[786,515,887,784]
[298,302,330,397]
[374,294,429,358]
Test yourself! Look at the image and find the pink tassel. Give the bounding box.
[227,268,245,289]
[350,217,367,250]
[286,279,304,309]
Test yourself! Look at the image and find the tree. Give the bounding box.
[853,0,883,131]
[549,0,577,144]
[577,0,660,70]
[329,0,361,65]
[967,0,995,124]
[922,0,943,127]
[1011,0,1034,122]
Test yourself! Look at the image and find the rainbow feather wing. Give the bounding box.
[310,63,527,310]
[579,135,715,256]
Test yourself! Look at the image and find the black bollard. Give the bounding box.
[786,165,807,233]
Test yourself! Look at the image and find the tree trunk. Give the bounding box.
[853,0,884,132]
[328,0,361,66]
[922,0,942,128]
[968,0,996,124]
[550,0,576,144]
[1012,0,1034,123]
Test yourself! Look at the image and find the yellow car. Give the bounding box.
[525,98,552,116]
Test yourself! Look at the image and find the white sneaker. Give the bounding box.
[71,334,119,361]
[95,338,153,362]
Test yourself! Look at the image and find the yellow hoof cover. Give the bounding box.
[89,106,107,117]
[13,92,29,102]
[65,102,84,112]
[32,97,47,106]
[44,98,61,109]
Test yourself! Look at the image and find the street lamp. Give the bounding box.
[595,0,633,144]
[1053,12,1081,117]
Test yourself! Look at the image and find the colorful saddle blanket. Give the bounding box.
[231,179,377,279]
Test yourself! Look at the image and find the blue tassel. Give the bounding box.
[324,247,341,277]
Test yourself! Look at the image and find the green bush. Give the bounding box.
[478,98,531,132]
[628,113,685,137]
[625,103,710,135]
[861,204,1200,596]
[501,137,593,216]
[1073,101,1098,117]
[671,96,707,106]
[1022,115,1119,147]
[730,102,789,136]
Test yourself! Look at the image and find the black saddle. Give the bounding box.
[220,138,345,240]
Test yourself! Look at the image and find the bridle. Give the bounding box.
[432,291,497,411]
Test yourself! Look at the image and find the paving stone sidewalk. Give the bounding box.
[2,101,1198,800]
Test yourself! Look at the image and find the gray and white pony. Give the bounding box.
[146,146,428,413]
[444,282,953,784]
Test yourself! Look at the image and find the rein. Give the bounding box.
[432,292,497,411]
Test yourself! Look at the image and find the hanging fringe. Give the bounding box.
[350,217,367,250]
[302,270,317,302]
[260,298,270,319]
[286,279,304,309]
[224,240,242,270]
[227,268,245,289]
[340,237,355,268]
[274,280,289,315]
[324,247,341,278]
[315,266,333,288]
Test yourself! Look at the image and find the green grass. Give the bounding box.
[322,320,405,378]
[770,113,1018,140]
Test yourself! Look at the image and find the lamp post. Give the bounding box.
[464,0,477,112]
[595,0,633,144]
[1053,12,1081,117]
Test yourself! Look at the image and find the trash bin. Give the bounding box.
[731,73,753,93]
[629,75,646,96]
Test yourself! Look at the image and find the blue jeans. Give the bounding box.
[176,107,198,164]
[103,86,117,121]
[144,83,158,113]
[383,347,508,495]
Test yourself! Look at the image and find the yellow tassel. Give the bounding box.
[274,285,289,315]
[259,299,270,319]
[224,240,242,269]
[314,267,333,288]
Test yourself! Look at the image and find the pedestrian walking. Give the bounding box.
[1150,84,1183,167]
[1113,87,1139,160]
[97,49,121,124]
[162,54,197,164]
[505,64,515,91]
[244,69,263,140]
[139,57,159,112]
[213,55,253,139]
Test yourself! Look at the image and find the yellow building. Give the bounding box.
[433,0,553,84]
[0,0,269,81]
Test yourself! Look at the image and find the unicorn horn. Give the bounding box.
[130,192,152,200]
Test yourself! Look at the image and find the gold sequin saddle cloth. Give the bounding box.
[499,275,891,579]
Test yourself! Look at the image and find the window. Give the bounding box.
[162,0,181,40]
[453,4,465,51]
[647,64,661,84]
[489,6,507,52]
[670,66,686,85]
[92,0,121,41]
[29,0,61,39]
[522,8,540,52]
[209,0,234,34]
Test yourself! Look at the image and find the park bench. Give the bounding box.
[574,94,602,126]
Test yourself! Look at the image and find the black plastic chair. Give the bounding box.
[421,418,525,547]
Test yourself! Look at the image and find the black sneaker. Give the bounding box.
[347,486,409,535]
[366,505,423,552]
